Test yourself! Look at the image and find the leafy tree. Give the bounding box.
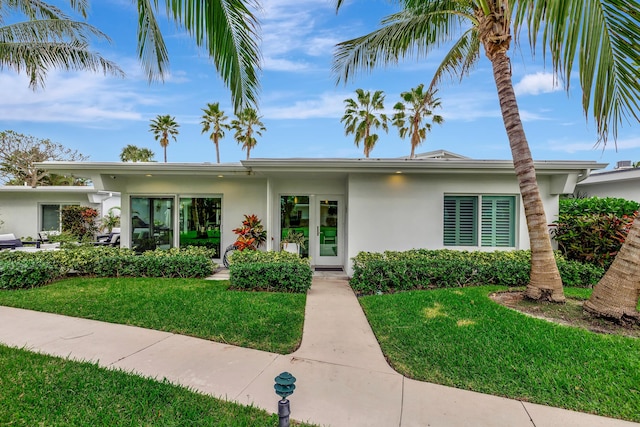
[201,102,230,163]
[0,1,123,89]
[0,130,87,186]
[392,85,444,159]
[120,145,156,162]
[333,0,640,305]
[341,89,388,158]
[231,108,265,160]
[149,115,179,163]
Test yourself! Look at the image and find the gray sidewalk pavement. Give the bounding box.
[0,275,637,427]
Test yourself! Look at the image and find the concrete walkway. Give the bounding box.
[0,275,637,427]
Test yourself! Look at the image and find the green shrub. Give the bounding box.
[0,259,61,289]
[0,247,215,280]
[350,249,602,295]
[553,197,639,268]
[229,250,312,293]
[61,206,99,241]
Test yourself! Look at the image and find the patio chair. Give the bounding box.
[0,233,41,250]
[93,232,120,247]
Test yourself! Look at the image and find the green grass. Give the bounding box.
[0,345,316,426]
[359,286,640,422]
[0,277,305,354]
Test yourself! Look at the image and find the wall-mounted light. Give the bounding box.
[145,174,153,177]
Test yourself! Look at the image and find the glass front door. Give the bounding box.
[316,198,341,265]
[279,195,342,266]
[131,197,174,252]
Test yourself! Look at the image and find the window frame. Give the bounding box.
[443,194,517,248]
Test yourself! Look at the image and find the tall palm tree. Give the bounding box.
[149,115,179,163]
[0,0,123,89]
[392,84,444,159]
[334,0,640,304]
[231,108,265,160]
[341,89,388,158]
[135,0,261,112]
[120,144,155,162]
[201,102,230,163]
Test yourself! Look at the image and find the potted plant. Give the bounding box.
[280,229,306,255]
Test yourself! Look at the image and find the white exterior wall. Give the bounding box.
[577,180,640,203]
[346,173,560,274]
[118,176,267,256]
[0,190,103,239]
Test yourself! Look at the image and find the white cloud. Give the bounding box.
[0,71,156,124]
[263,91,349,119]
[548,136,640,154]
[514,72,562,96]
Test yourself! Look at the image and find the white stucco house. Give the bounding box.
[39,150,606,274]
[0,186,120,240]
[576,161,640,202]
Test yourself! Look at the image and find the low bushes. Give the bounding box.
[0,246,216,289]
[0,259,62,290]
[229,250,312,293]
[552,197,639,268]
[350,249,604,295]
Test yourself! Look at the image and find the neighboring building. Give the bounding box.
[40,151,606,274]
[0,186,120,239]
[576,161,640,202]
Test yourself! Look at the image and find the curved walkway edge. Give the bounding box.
[0,277,637,427]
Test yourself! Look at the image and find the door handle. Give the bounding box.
[317,226,319,236]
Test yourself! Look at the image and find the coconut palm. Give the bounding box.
[149,115,179,163]
[0,1,123,89]
[334,0,640,304]
[201,102,231,163]
[231,108,265,160]
[341,89,389,158]
[392,85,444,159]
[135,0,260,112]
[120,145,155,162]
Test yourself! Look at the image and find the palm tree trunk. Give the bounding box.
[584,219,640,322]
[164,146,167,163]
[215,141,220,163]
[246,145,251,160]
[490,51,565,303]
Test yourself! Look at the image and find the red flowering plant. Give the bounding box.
[232,214,267,251]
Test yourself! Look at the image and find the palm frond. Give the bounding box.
[333,0,472,85]
[514,0,640,142]
[136,0,170,83]
[428,27,480,90]
[163,0,261,113]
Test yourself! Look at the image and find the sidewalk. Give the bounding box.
[0,275,637,427]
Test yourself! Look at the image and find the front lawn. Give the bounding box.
[360,286,640,422]
[0,277,305,354]
[0,345,316,426]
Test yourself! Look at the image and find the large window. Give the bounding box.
[41,203,78,232]
[179,197,222,256]
[131,197,174,252]
[281,195,309,257]
[444,195,516,247]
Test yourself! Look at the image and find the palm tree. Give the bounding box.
[120,145,155,162]
[341,89,389,158]
[231,108,265,160]
[334,0,640,304]
[0,1,123,89]
[149,115,179,163]
[135,0,260,112]
[392,85,444,159]
[201,102,230,163]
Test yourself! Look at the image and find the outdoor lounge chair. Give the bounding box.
[93,232,120,247]
[0,233,41,250]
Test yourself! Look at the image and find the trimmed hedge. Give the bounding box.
[350,249,604,295]
[0,246,216,289]
[229,250,312,293]
[0,259,62,290]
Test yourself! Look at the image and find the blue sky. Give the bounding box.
[1,0,638,169]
